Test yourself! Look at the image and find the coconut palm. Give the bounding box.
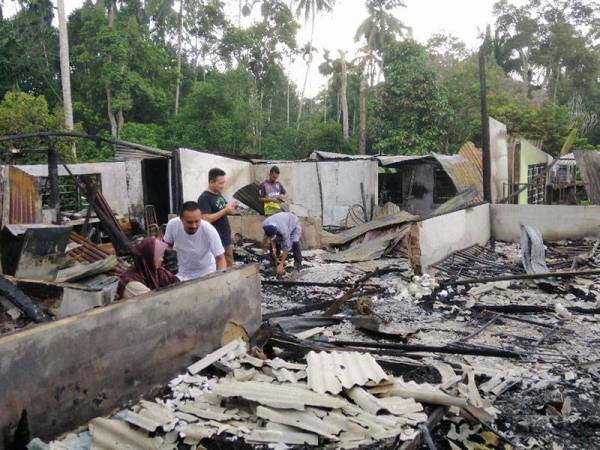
[354,0,409,153]
[56,0,75,157]
[293,0,335,129]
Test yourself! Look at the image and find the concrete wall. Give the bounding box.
[252,160,378,226]
[419,203,491,270]
[229,215,322,249]
[490,117,509,203]
[124,159,145,222]
[15,162,136,218]
[178,149,253,202]
[518,140,552,205]
[491,204,600,241]
[0,265,261,446]
[252,162,322,219]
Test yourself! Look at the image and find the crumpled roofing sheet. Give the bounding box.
[433,150,483,203]
[323,211,417,246]
[212,380,347,410]
[306,351,388,395]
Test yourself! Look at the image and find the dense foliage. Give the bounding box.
[0,0,599,161]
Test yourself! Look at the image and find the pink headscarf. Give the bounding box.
[117,237,178,299]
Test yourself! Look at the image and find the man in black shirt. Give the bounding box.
[198,168,238,267]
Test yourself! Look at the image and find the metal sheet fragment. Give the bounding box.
[306,351,388,395]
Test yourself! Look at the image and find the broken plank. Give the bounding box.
[187,338,247,375]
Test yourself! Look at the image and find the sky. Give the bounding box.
[10,0,526,96]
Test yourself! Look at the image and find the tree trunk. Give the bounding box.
[174,0,184,116]
[359,74,368,155]
[287,80,290,127]
[57,0,75,159]
[339,49,349,140]
[106,2,118,139]
[296,7,316,130]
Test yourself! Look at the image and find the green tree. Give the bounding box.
[370,40,451,155]
[355,0,409,154]
[293,0,335,128]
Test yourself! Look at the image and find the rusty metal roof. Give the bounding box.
[574,149,600,205]
[8,166,41,224]
[68,232,129,275]
[306,351,388,395]
[433,150,483,203]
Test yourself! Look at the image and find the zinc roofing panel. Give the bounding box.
[306,351,388,395]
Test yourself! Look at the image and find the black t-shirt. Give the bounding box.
[198,191,231,247]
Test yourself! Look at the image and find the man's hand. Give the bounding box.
[225,200,238,215]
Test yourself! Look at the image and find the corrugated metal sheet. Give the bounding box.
[233,183,264,214]
[114,141,172,160]
[324,226,410,263]
[323,211,417,246]
[574,149,600,205]
[68,232,129,274]
[556,152,577,166]
[212,380,347,410]
[459,142,483,176]
[9,166,41,224]
[310,151,376,161]
[433,152,483,203]
[89,417,166,450]
[376,155,433,167]
[306,351,388,395]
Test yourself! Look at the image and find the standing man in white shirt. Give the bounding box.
[164,201,226,281]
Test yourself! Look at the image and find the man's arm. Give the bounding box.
[278,184,288,202]
[215,254,226,271]
[163,221,175,247]
[202,208,229,223]
[199,195,237,222]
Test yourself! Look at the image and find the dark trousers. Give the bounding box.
[270,240,303,265]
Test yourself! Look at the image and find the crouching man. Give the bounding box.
[164,201,226,281]
[262,211,303,276]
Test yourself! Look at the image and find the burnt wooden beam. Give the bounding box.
[472,304,600,315]
[47,141,60,222]
[440,268,600,286]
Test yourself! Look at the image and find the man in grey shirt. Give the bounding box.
[262,211,302,276]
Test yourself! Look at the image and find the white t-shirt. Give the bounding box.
[164,217,225,280]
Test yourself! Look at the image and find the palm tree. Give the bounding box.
[174,0,184,115]
[57,0,75,158]
[293,0,335,129]
[355,0,408,153]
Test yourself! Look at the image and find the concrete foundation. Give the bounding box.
[0,265,261,447]
[229,215,322,249]
[418,204,491,270]
[491,204,600,241]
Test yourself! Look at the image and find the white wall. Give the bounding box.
[252,162,322,219]
[419,204,491,270]
[16,162,134,218]
[491,204,600,241]
[124,159,145,222]
[490,117,509,203]
[252,160,378,226]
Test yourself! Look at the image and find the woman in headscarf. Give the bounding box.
[117,237,178,299]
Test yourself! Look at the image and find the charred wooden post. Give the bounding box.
[479,27,492,203]
[47,140,60,222]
